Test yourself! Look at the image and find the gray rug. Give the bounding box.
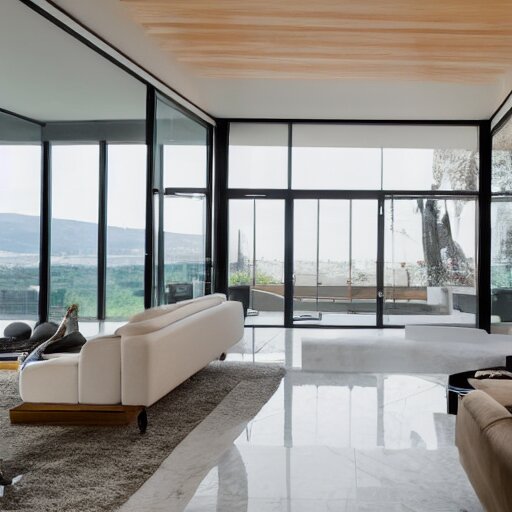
[0,363,285,512]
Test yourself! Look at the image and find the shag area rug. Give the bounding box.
[0,363,285,512]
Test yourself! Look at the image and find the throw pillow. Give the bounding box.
[44,331,87,354]
[29,322,59,344]
[20,304,79,370]
[3,322,31,341]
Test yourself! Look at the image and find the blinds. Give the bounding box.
[229,123,288,147]
[292,124,478,150]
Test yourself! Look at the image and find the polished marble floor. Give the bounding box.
[118,328,482,512]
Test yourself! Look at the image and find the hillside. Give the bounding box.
[0,213,204,259]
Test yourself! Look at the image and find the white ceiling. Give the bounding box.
[0,0,146,122]
[7,0,512,122]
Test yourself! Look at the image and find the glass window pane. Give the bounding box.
[383,148,479,191]
[229,123,288,189]
[491,199,512,323]
[228,200,254,285]
[0,144,41,319]
[293,125,381,190]
[106,144,146,319]
[292,124,478,191]
[51,145,99,319]
[492,116,512,193]
[228,199,285,325]
[164,195,206,301]
[384,197,477,325]
[293,199,377,325]
[157,98,207,189]
[381,125,478,191]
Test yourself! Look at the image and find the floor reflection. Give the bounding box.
[116,327,482,511]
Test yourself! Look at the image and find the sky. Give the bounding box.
[1,144,477,268]
[0,144,204,235]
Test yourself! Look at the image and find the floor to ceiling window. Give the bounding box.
[106,144,147,319]
[227,123,288,324]
[153,94,212,306]
[227,122,480,327]
[491,114,512,325]
[0,112,41,320]
[50,144,100,319]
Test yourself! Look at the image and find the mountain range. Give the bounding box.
[0,213,204,259]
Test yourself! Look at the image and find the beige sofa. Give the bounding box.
[19,294,244,407]
[456,386,512,512]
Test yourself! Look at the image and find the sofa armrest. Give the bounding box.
[79,335,121,405]
[457,391,512,512]
[20,355,79,404]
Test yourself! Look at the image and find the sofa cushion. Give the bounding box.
[115,295,225,336]
[469,378,512,407]
[128,293,226,323]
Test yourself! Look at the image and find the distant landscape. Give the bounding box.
[0,213,204,259]
[0,213,205,319]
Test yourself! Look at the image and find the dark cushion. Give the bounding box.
[3,322,31,341]
[44,331,87,354]
[30,322,59,344]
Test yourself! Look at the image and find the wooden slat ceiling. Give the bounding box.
[120,0,512,82]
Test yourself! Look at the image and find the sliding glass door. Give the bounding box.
[226,121,480,328]
[228,199,285,325]
[293,199,378,326]
[384,196,477,325]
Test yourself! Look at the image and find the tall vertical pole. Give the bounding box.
[213,120,229,295]
[144,87,156,309]
[39,141,51,323]
[284,124,294,327]
[478,121,492,332]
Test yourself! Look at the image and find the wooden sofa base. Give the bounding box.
[9,403,148,433]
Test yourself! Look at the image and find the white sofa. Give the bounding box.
[19,294,244,407]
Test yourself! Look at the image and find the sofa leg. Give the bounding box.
[219,352,227,361]
[137,408,148,434]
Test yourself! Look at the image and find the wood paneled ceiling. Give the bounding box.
[120,0,512,83]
